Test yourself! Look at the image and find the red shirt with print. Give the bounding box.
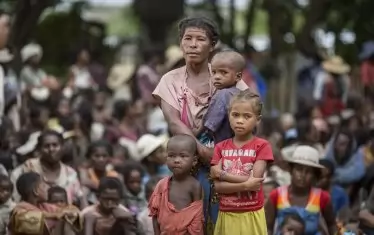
[211,137,274,212]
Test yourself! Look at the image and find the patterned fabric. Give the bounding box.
[275,186,321,235]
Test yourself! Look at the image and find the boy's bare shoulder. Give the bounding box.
[80,205,99,219]
[187,176,203,199]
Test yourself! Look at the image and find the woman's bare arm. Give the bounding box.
[160,101,194,136]
[161,100,213,163]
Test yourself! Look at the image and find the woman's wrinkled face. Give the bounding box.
[334,133,350,159]
[180,27,213,64]
[40,135,62,163]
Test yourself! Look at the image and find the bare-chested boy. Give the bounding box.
[149,134,204,235]
[81,177,137,235]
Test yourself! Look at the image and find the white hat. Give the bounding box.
[0,48,13,63]
[30,87,50,101]
[322,56,350,75]
[107,63,135,90]
[287,145,324,168]
[16,131,41,156]
[21,43,43,62]
[136,134,167,161]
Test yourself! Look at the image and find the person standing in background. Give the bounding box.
[0,10,10,119]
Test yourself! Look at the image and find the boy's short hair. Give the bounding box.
[16,172,40,200]
[47,186,67,200]
[211,50,246,72]
[98,177,124,198]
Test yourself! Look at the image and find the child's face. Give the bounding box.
[49,192,67,207]
[334,133,350,160]
[94,92,107,108]
[126,170,142,196]
[166,142,196,177]
[281,218,305,235]
[91,146,111,171]
[211,57,239,90]
[0,180,12,204]
[98,188,121,213]
[229,101,259,136]
[35,179,48,202]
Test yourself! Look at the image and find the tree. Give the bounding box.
[133,0,184,51]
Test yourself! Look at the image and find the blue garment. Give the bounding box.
[275,187,321,235]
[247,63,267,100]
[196,134,219,226]
[196,166,219,224]
[204,87,239,144]
[142,164,171,186]
[330,185,349,215]
[325,141,366,185]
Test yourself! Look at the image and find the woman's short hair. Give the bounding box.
[178,17,219,46]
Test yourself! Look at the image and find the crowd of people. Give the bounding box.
[0,8,374,235]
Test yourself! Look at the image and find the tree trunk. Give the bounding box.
[9,0,55,74]
[228,0,235,47]
[296,0,332,57]
[264,0,283,59]
[243,0,259,52]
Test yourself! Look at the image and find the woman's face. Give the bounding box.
[291,164,315,188]
[334,133,350,159]
[57,99,70,117]
[40,135,62,163]
[90,146,111,171]
[180,27,213,65]
[129,100,145,119]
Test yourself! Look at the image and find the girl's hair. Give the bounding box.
[178,17,219,46]
[97,177,124,198]
[16,172,41,200]
[229,89,263,116]
[47,186,67,200]
[37,130,64,149]
[296,118,313,143]
[281,213,305,228]
[86,140,113,159]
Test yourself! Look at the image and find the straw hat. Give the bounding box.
[21,43,43,62]
[165,45,184,70]
[322,56,350,75]
[0,48,13,63]
[107,63,135,90]
[136,134,168,161]
[287,145,324,168]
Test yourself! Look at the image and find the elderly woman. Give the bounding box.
[153,17,247,233]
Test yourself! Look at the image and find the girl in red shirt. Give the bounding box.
[210,90,273,234]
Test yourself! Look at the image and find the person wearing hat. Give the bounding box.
[265,145,336,235]
[314,56,350,117]
[20,43,48,89]
[136,134,170,185]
